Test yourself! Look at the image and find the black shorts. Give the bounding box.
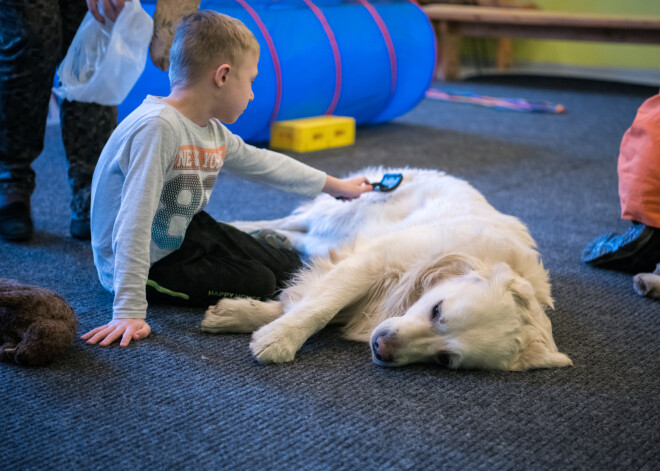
[146,211,302,308]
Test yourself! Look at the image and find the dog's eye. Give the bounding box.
[431,301,443,322]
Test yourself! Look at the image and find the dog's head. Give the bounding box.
[370,256,572,371]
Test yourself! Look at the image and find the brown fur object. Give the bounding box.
[0,278,77,366]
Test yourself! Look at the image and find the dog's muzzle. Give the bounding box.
[371,330,397,365]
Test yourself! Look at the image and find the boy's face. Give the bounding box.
[216,51,259,124]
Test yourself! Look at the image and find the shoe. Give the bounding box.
[0,201,33,241]
[249,229,293,251]
[581,222,660,273]
[70,218,91,240]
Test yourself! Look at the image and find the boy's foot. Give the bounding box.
[70,217,91,240]
[581,222,660,273]
[0,199,33,241]
[249,229,293,251]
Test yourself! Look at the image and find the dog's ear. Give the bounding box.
[509,340,573,371]
[491,262,555,328]
[418,253,477,291]
[490,262,535,311]
[489,263,572,371]
[384,253,476,316]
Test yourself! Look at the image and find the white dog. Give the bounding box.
[202,167,572,371]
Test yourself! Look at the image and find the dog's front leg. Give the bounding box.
[250,255,379,364]
[201,298,283,333]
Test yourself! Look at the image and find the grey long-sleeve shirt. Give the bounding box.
[91,96,326,320]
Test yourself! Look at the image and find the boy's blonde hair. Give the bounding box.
[169,11,260,88]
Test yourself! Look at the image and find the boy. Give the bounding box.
[82,11,372,348]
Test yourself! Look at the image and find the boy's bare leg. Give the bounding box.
[230,213,309,234]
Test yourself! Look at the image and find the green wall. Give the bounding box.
[513,0,660,70]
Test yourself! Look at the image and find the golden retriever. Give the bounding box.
[202,167,572,371]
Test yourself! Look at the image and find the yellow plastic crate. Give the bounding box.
[270,115,356,153]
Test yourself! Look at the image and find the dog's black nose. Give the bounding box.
[372,333,393,363]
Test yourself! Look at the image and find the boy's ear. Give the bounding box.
[214,64,231,87]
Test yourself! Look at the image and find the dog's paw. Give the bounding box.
[633,273,650,297]
[250,322,300,364]
[633,272,660,299]
[201,298,258,333]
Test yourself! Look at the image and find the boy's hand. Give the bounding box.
[81,318,151,347]
[150,0,201,71]
[87,0,126,24]
[323,175,373,200]
[86,0,201,70]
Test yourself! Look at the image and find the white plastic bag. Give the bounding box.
[53,0,153,105]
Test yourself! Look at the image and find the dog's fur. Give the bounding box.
[202,167,572,371]
[633,263,660,300]
[0,278,77,366]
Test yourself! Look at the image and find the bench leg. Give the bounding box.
[496,37,514,70]
[435,20,462,81]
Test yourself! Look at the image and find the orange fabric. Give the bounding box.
[618,91,660,229]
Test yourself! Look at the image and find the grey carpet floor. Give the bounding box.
[1,75,658,470]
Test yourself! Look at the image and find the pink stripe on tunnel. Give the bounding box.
[235,0,283,124]
[302,0,343,115]
[357,0,397,95]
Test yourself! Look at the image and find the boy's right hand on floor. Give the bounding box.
[82,319,151,347]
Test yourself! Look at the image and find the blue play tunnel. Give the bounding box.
[119,0,435,142]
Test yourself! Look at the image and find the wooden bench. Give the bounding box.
[422,5,660,81]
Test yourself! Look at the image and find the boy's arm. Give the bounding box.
[85,119,176,347]
[222,130,371,199]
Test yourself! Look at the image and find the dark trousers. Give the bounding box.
[0,0,116,218]
[147,212,303,308]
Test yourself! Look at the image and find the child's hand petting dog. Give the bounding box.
[323,175,373,200]
[82,318,151,347]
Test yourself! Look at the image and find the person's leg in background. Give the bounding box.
[0,0,117,241]
[59,0,117,239]
[0,0,62,240]
[582,92,660,274]
[60,100,116,239]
